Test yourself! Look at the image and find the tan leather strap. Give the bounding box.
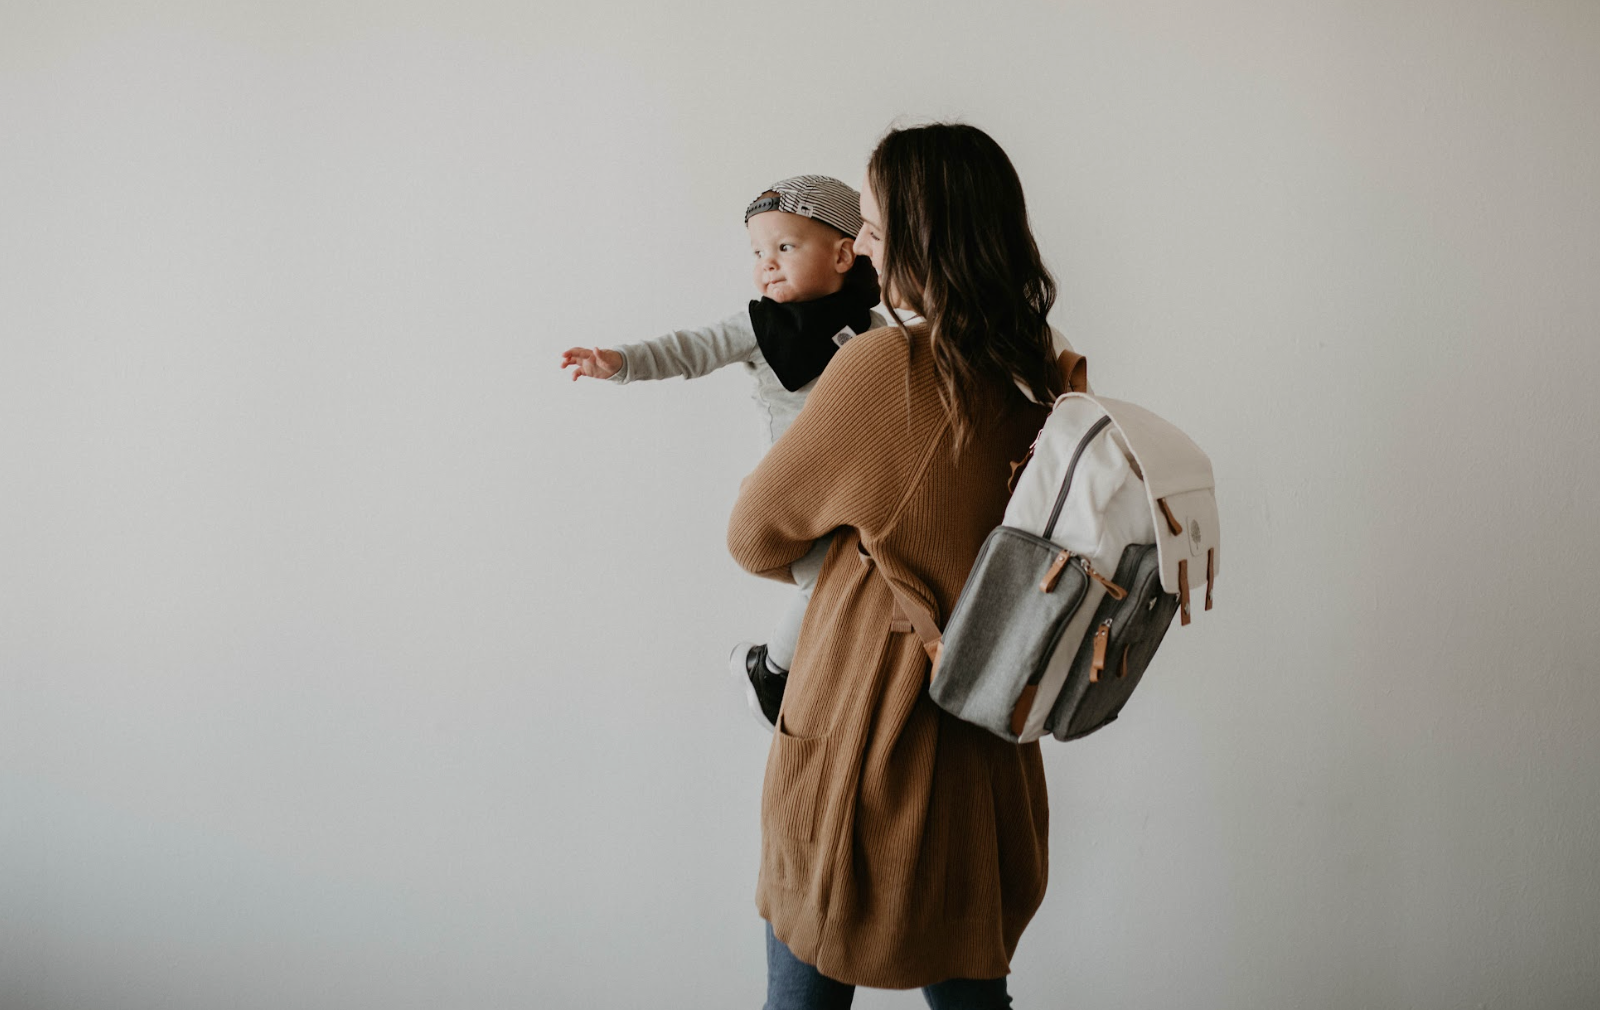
[1039,550,1072,593]
[1158,498,1184,537]
[1205,547,1215,611]
[1089,620,1110,683]
[857,544,945,671]
[1008,352,1088,496]
[1178,558,1191,626]
[1057,350,1089,394]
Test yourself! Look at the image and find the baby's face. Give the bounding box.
[747,211,852,303]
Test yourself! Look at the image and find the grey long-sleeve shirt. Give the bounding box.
[609,309,885,447]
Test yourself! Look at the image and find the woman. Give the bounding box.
[727,123,1072,1008]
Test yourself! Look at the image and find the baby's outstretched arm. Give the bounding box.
[565,311,759,386]
[560,346,623,381]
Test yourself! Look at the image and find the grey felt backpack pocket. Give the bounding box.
[929,526,1092,742]
[1045,542,1179,741]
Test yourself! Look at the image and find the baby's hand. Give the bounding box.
[560,346,623,381]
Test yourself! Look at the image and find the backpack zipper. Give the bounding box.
[1039,549,1127,600]
[1089,619,1113,682]
[1042,415,1114,540]
[1083,559,1128,600]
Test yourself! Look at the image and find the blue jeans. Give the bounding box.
[765,922,1013,1009]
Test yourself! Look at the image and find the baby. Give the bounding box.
[561,175,884,731]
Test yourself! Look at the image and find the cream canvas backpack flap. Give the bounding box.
[867,352,1220,743]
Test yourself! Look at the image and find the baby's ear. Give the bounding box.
[834,235,856,272]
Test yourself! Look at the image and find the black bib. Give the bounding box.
[748,265,879,392]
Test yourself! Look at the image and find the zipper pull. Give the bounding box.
[1080,559,1128,600]
[1089,619,1112,682]
[1040,550,1072,593]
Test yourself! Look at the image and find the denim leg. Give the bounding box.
[921,974,1013,1010]
[765,921,855,1010]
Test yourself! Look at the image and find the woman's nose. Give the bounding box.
[853,227,870,257]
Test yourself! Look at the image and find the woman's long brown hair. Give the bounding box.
[868,123,1060,452]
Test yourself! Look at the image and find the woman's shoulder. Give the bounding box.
[830,320,927,381]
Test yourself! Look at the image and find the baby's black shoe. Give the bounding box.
[729,641,787,731]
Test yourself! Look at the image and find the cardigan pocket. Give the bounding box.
[762,715,829,842]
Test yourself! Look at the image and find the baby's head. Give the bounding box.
[745,175,867,304]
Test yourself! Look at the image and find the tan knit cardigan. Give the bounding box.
[727,323,1051,989]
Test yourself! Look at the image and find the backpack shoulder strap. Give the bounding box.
[1057,349,1088,394]
[1007,350,1089,494]
[856,544,945,671]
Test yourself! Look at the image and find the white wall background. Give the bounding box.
[3,2,1597,1008]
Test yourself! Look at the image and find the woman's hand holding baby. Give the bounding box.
[560,346,623,381]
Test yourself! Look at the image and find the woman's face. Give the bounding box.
[854,175,888,293]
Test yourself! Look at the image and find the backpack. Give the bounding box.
[865,353,1219,743]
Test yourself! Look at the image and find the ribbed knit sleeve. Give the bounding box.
[726,329,916,581]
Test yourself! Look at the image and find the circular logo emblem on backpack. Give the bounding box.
[1189,518,1203,554]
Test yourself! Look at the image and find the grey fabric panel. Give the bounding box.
[930,526,1089,740]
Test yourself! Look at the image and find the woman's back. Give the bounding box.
[728,319,1050,989]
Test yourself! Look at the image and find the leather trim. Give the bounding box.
[1158,497,1183,537]
[1057,350,1088,394]
[1178,558,1191,626]
[1089,622,1109,683]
